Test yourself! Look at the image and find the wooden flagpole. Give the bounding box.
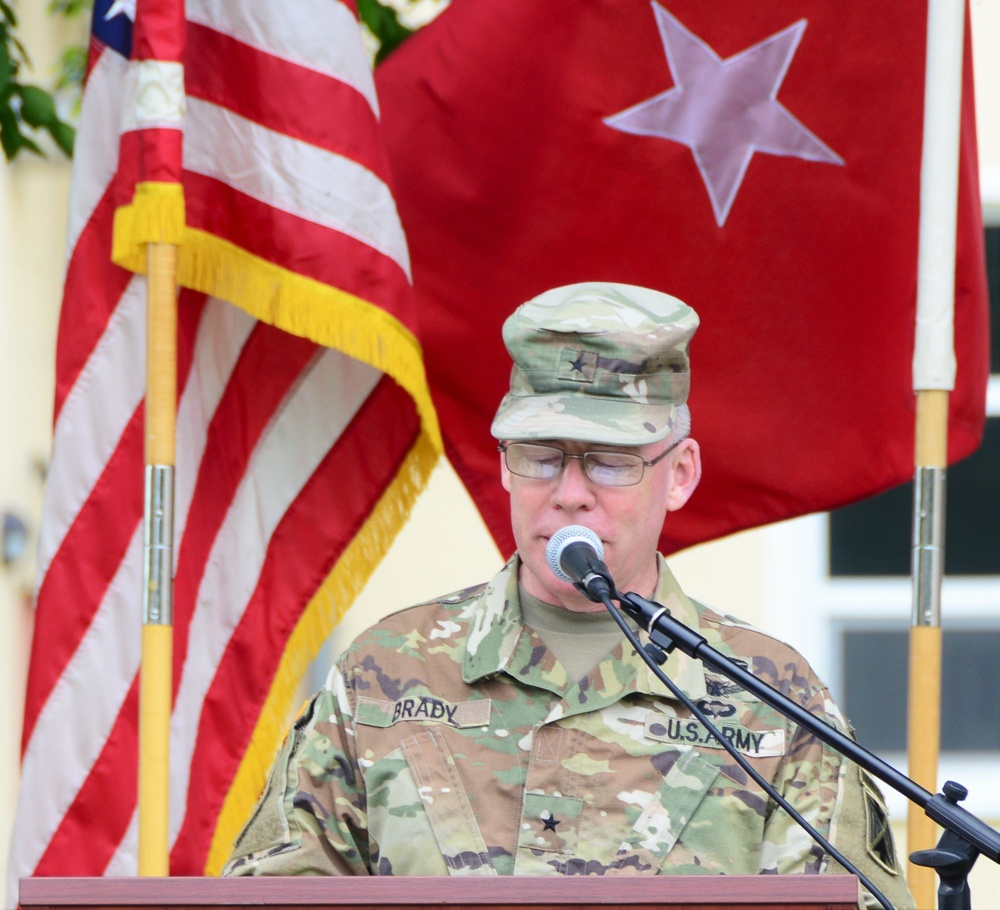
[907,391,947,907]
[139,241,178,875]
[907,0,966,905]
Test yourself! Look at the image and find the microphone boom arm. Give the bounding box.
[618,590,1000,907]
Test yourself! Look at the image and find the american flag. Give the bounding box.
[9,0,439,896]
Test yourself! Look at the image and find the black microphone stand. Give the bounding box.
[617,590,1000,910]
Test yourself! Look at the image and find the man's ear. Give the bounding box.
[666,438,702,512]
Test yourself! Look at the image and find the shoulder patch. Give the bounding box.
[861,770,900,875]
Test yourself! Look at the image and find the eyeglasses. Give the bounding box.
[498,440,682,487]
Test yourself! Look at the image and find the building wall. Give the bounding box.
[0,0,74,890]
[3,1,999,903]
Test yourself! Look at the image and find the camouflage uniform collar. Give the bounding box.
[461,554,707,704]
[645,554,708,701]
[462,556,526,684]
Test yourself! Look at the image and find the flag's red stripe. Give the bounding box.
[182,172,414,328]
[22,406,144,755]
[170,376,421,871]
[31,680,140,876]
[185,23,391,184]
[53,185,132,422]
[25,296,204,753]
[171,324,319,683]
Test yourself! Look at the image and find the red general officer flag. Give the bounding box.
[376,0,988,555]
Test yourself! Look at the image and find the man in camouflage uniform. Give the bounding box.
[224,283,913,909]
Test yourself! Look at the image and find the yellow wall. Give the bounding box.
[0,1,75,892]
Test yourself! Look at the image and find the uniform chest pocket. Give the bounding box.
[611,748,719,872]
[367,729,497,876]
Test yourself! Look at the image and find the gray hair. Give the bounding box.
[666,404,691,447]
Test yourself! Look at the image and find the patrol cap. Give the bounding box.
[491,282,699,446]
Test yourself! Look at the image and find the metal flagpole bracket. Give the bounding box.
[144,464,175,626]
[912,464,946,628]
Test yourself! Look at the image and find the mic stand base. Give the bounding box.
[911,783,979,910]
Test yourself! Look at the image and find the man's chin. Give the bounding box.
[519,563,605,612]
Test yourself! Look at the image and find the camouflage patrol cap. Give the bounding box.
[491,282,699,445]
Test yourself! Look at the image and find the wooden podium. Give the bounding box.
[20,875,861,910]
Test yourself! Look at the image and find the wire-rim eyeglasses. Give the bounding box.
[497,438,684,487]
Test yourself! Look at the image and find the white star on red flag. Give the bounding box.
[605,3,843,226]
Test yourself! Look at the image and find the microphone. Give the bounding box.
[545,526,615,602]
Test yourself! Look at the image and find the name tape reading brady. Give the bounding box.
[355,695,492,729]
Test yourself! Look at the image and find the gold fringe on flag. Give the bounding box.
[113,182,187,254]
[112,201,442,453]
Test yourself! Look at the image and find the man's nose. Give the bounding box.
[552,456,597,510]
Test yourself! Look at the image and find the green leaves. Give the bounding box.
[1,0,76,161]
[1,81,76,159]
[0,0,443,163]
[20,80,76,156]
[357,0,416,66]
[19,83,56,125]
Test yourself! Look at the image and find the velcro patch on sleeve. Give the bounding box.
[861,770,900,874]
[355,695,491,729]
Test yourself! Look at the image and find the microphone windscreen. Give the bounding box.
[545,526,605,582]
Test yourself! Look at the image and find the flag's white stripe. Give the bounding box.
[184,97,412,278]
[167,349,381,843]
[36,278,147,583]
[104,811,138,877]
[11,526,143,882]
[64,49,126,268]
[187,0,378,116]
[172,299,257,550]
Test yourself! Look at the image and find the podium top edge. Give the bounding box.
[20,874,861,907]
